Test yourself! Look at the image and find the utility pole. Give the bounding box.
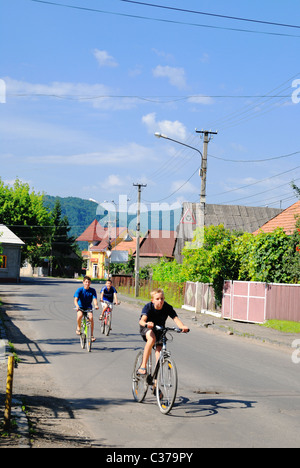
[133,183,147,297]
[196,129,218,244]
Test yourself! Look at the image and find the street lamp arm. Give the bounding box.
[154,132,203,158]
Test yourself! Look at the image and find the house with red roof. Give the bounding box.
[76,220,176,278]
[137,230,177,268]
[252,201,300,235]
[76,220,136,278]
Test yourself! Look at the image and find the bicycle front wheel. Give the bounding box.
[86,322,92,352]
[104,313,111,336]
[156,357,178,414]
[132,351,149,403]
[100,317,105,334]
[80,321,86,349]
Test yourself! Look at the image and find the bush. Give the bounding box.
[151,223,300,308]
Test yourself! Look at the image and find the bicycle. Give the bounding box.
[99,300,120,336]
[132,325,189,415]
[78,308,93,352]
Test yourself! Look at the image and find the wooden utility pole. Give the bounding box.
[196,130,218,244]
[133,183,147,297]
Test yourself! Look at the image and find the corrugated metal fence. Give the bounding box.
[222,281,300,323]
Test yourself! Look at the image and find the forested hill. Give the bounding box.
[43,195,182,246]
[43,195,98,241]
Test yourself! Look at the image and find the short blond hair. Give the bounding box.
[150,288,165,299]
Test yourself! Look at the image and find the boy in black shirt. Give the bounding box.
[138,288,189,375]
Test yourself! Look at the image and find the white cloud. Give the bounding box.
[188,95,214,105]
[4,77,140,110]
[171,179,199,195]
[152,65,186,89]
[93,49,118,68]
[26,142,155,167]
[142,112,187,140]
[107,174,124,187]
[5,76,110,100]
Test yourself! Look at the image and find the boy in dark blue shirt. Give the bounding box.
[100,279,119,320]
[74,276,99,341]
[138,288,189,375]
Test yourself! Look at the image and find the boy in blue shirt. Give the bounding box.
[99,279,119,320]
[74,276,99,342]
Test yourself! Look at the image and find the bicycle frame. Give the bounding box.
[146,329,171,386]
[100,301,113,336]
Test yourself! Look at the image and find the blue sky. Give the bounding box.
[1,0,300,218]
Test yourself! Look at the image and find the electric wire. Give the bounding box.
[28,0,300,38]
[118,0,300,31]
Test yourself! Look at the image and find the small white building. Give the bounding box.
[0,225,25,283]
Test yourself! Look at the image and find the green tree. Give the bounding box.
[291,182,300,198]
[0,178,52,263]
[235,228,293,284]
[286,218,300,282]
[49,199,82,277]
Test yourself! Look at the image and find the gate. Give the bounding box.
[222,281,267,323]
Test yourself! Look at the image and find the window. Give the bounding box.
[0,256,7,269]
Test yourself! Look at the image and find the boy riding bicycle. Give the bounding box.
[74,276,99,342]
[99,279,119,321]
[138,288,189,375]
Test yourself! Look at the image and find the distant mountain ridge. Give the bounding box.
[43,195,98,241]
[43,195,182,247]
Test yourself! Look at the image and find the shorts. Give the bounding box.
[140,326,163,346]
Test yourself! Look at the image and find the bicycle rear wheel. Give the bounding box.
[132,351,150,403]
[156,356,178,414]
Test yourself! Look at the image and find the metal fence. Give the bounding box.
[222,280,300,323]
[112,275,300,323]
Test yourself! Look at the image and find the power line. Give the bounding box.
[209,165,300,198]
[209,150,300,164]
[119,0,300,30]
[8,92,293,101]
[206,72,300,130]
[29,0,300,38]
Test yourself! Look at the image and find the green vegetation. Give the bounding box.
[0,179,83,276]
[43,195,98,244]
[261,320,300,334]
[151,221,300,306]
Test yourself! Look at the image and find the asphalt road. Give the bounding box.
[1,277,300,448]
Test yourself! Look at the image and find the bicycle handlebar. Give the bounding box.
[100,300,121,305]
[155,325,190,333]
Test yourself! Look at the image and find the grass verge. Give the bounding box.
[261,320,300,334]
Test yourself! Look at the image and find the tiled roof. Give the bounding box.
[76,219,107,242]
[138,230,176,258]
[252,200,300,235]
[87,227,133,252]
